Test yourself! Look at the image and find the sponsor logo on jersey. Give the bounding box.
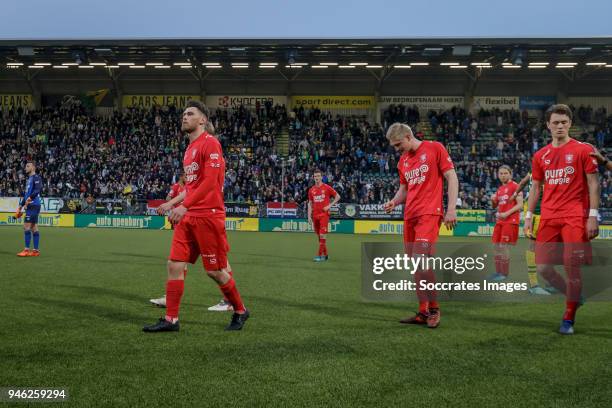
[184,162,200,182]
[404,164,429,186]
[544,166,575,185]
[313,193,326,203]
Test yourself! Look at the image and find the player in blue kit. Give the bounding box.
[16,161,43,257]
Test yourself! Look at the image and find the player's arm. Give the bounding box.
[307,200,313,223]
[330,192,341,207]
[501,192,523,218]
[384,184,407,213]
[22,177,41,209]
[324,188,341,211]
[443,169,459,229]
[29,176,42,201]
[586,172,600,239]
[511,173,531,200]
[170,144,220,223]
[589,146,612,171]
[157,191,186,215]
[491,192,498,209]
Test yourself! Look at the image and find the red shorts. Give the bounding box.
[313,214,329,235]
[535,217,591,265]
[403,215,442,256]
[492,223,519,245]
[169,215,229,270]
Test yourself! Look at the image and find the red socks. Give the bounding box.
[564,301,579,321]
[219,278,246,313]
[318,237,327,256]
[218,270,233,301]
[415,269,439,314]
[495,255,510,276]
[165,279,185,321]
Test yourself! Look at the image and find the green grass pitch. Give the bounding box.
[1,227,612,407]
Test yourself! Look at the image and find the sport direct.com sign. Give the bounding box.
[291,96,375,109]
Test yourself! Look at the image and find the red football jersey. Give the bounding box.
[494,180,520,225]
[531,138,598,220]
[169,182,186,198]
[168,182,186,208]
[181,132,226,218]
[398,141,454,220]
[308,183,338,217]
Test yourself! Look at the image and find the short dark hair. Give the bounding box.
[313,169,322,175]
[545,104,573,122]
[185,100,210,118]
[26,160,36,167]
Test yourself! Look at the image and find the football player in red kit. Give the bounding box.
[489,165,522,281]
[524,104,600,335]
[384,123,458,329]
[150,171,232,312]
[307,170,340,262]
[143,100,248,332]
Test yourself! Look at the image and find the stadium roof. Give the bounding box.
[2,39,612,73]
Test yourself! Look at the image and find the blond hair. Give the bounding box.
[498,165,512,174]
[386,123,413,141]
[205,120,215,135]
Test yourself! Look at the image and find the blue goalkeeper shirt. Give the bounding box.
[20,174,43,206]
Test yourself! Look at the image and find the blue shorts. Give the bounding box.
[25,205,41,224]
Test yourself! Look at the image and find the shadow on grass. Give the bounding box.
[108,252,164,260]
[20,296,204,327]
[56,284,215,310]
[70,257,160,267]
[246,294,407,323]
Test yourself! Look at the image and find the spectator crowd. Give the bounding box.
[1,102,610,212]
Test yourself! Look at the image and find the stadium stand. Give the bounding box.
[1,103,610,211]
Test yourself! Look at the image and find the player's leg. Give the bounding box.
[198,217,248,330]
[490,224,507,281]
[318,215,329,260]
[414,215,442,328]
[535,219,567,295]
[399,217,429,325]
[526,215,550,294]
[208,261,235,312]
[150,264,189,307]
[313,216,322,261]
[558,218,587,335]
[535,219,576,333]
[30,223,40,256]
[17,221,33,256]
[143,217,197,332]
